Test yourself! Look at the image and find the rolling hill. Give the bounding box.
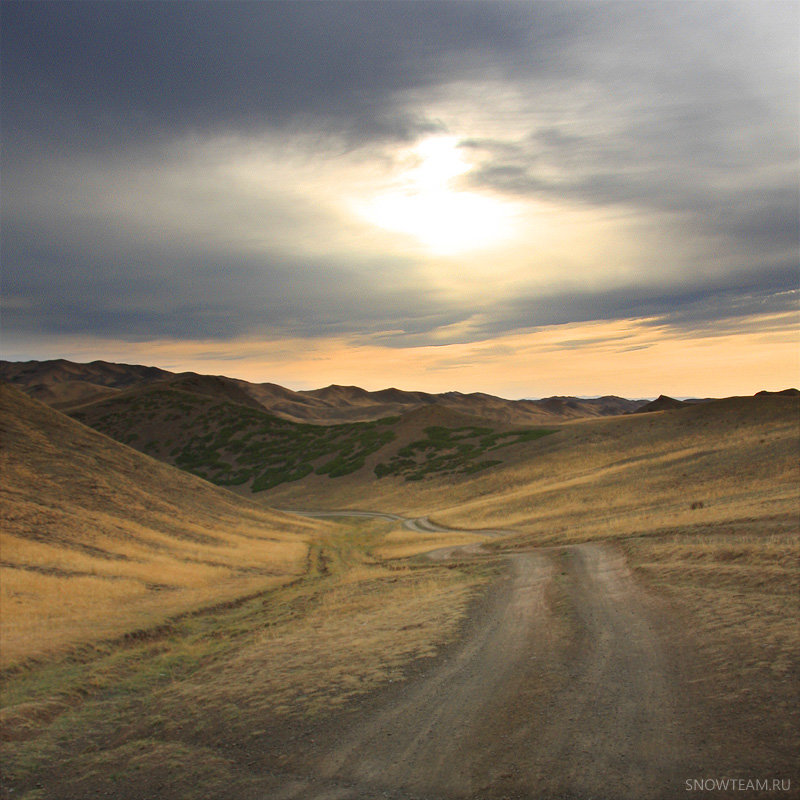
[65,382,556,494]
[0,358,648,422]
[261,391,800,530]
[0,359,171,410]
[1,367,797,800]
[633,394,688,413]
[0,384,323,666]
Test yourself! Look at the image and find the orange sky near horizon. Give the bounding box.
[7,315,797,400]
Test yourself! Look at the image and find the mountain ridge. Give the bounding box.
[0,359,648,423]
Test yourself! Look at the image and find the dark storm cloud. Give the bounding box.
[1,0,551,151]
[1,1,798,350]
[0,210,464,341]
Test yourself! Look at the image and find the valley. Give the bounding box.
[0,362,797,799]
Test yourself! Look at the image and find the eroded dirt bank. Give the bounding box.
[254,542,695,800]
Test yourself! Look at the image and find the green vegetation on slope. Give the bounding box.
[73,388,397,490]
[374,425,556,481]
[72,388,555,492]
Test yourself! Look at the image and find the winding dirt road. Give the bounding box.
[282,508,511,535]
[262,512,691,799]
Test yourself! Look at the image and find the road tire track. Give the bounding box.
[262,522,690,799]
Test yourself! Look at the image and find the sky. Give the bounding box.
[1,0,798,398]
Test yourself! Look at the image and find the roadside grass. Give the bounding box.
[372,528,489,560]
[622,522,800,771]
[0,517,492,800]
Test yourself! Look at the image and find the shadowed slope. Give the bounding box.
[68,388,559,497]
[1,359,649,423]
[0,358,171,392]
[634,394,688,413]
[161,373,267,411]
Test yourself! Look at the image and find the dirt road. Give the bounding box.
[281,508,509,535]
[257,517,691,799]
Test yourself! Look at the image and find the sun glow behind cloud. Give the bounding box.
[353,136,517,255]
[2,2,797,397]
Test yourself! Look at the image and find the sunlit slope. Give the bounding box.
[264,395,799,540]
[0,384,320,666]
[432,395,799,543]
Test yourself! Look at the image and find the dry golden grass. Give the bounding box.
[623,523,800,766]
[166,561,485,726]
[430,397,799,541]
[0,566,303,667]
[371,528,489,560]
[625,525,799,660]
[0,384,322,667]
[0,515,490,799]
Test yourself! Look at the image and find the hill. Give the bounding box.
[756,387,799,396]
[155,372,267,411]
[419,394,800,537]
[263,392,799,527]
[24,380,121,410]
[0,359,172,412]
[538,394,643,417]
[633,394,688,413]
[0,358,171,388]
[0,359,648,422]
[66,383,556,494]
[0,384,322,666]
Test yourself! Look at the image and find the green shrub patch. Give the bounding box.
[72,390,555,492]
[373,425,555,481]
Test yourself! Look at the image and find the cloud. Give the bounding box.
[1,1,547,154]
[2,127,795,350]
[1,0,797,375]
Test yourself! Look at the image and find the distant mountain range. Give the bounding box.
[2,359,795,500]
[0,358,648,424]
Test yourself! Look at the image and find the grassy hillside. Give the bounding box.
[0,384,323,666]
[433,394,799,542]
[1,387,493,799]
[69,385,556,493]
[2,377,796,798]
[264,394,799,534]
